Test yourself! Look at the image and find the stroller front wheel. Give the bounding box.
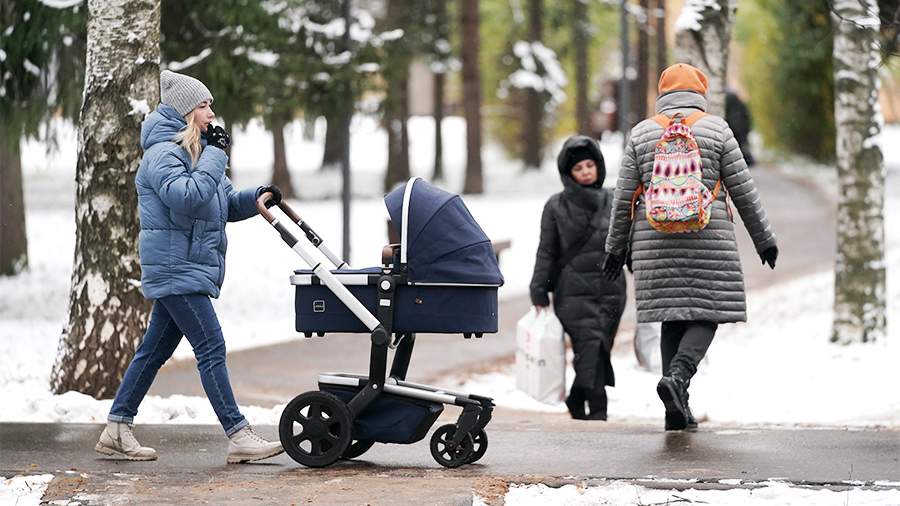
[279,391,352,467]
[430,424,474,468]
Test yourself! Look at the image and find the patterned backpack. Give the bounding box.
[631,111,726,233]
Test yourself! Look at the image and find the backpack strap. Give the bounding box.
[652,110,708,128]
[630,183,644,220]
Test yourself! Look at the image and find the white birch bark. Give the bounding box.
[831,0,886,344]
[51,0,160,397]
[673,0,736,117]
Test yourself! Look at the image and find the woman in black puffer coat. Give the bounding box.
[529,136,627,420]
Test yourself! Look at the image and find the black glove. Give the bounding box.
[760,245,778,269]
[602,252,625,281]
[258,184,283,208]
[207,125,231,151]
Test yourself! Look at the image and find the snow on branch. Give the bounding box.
[501,41,568,109]
[675,0,721,32]
[167,48,212,72]
[37,0,83,8]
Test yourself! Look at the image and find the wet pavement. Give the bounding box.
[2,418,898,504]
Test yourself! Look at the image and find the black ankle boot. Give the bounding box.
[657,375,689,431]
[565,386,587,420]
[684,390,698,432]
[585,388,608,421]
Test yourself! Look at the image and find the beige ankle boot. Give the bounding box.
[95,422,158,461]
[227,426,283,464]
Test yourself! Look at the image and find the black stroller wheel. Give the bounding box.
[429,424,474,468]
[279,391,352,467]
[467,429,488,464]
[342,439,375,460]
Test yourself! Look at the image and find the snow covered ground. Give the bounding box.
[1,118,898,430]
[477,481,900,506]
[0,474,54,506]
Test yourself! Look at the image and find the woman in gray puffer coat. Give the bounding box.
[603,63,778,431]
[530,136,627,420]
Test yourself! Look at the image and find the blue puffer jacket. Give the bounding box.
[135,104,260,299]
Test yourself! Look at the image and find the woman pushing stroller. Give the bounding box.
[530,136,627,421]
[94,70,285,463]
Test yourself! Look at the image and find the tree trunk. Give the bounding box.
[321,112,343,171]
[635,0,650,120]
[270,114,295,199]
[460,0,483,194]
[655,0,667,80]
[51,0,159,398]
[432,0,448,181]
[383,73,410,193]
[523,0,544,170]
[831,0,886,344]
[383,0,411,193]
[573,0,591,136]
[673,0,736,117]
[433,70,445,181]
[0,130,27,276]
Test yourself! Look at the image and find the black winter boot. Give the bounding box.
[585,388,608,421]
[657,375,689,431]
[565,386,587,420]
[684,390,698,432]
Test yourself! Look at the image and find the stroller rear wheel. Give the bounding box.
[429,424,474,468]
[342,439,376,460]
[466,429,488,464]
[279,391,352,467]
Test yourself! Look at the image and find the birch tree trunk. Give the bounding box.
[0,128,27,276]
[673,0,736,117]
[51,0,159,398]
[461,0,483,194]
[831,0,886,344]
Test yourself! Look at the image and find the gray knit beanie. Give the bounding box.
[160,70,213,116]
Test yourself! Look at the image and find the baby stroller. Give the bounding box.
[256,177,503,468]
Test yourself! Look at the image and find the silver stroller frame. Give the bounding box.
[256,188,494,468]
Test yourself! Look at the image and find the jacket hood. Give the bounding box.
[556,135,606,188]
[141,104,187,150]
[655,90,708,115]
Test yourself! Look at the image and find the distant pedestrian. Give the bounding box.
[530,136,627,420]
[95,70,284,463]
[602,63,778,431]
[725,89,755,167]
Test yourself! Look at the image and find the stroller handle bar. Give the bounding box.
[256,192,348,270]
[256,192,380,332]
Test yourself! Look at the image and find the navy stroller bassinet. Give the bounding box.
[291,178,504,335]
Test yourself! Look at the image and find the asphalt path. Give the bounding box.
[2,420,897,505]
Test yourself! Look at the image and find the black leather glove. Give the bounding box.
[602,252,625,281]
[760,245,778,269]
[258,184,283,208]
[207,125,231,151]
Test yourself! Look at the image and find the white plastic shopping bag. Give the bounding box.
[515,308,566,404]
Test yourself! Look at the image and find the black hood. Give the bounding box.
[556,135,606,188]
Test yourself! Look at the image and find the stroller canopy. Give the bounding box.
[385,178,503,285]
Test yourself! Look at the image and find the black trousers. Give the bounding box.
[660,320,718,380]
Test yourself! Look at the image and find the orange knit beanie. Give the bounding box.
[658,63,709,95]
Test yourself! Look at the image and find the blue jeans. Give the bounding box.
[108,294,248,436]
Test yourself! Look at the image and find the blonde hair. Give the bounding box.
[174,110,202,166]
